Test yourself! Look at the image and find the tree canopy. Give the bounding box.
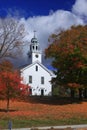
[45,25,87,99]
[0,60,29,111]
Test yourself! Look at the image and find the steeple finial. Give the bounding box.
[34,30,36,38]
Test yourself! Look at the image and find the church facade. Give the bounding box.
[20,33,55,96]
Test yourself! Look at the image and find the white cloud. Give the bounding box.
[17,0,87,66]
[72,0,87,17]
[22,10,84,51]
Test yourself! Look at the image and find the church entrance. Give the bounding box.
[41,89,44,96]
[29,88,32,95]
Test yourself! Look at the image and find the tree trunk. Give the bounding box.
[7,97,10,112]
[83,88,87,98]
[78,88,83,100]
[7,85,10,112]
[71,88,75,99]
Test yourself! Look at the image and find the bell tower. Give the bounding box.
[28,31,42,63]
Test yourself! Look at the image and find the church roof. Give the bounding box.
[20,61,55,77]
[31,37,38,43]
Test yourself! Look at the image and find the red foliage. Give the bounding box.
[0,69,24,99]
[20,84,31,96]
[0,60,30,110]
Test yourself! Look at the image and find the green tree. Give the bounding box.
[45,25,87,99]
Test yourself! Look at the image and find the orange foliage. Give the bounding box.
[0,60,30,111]
[45,25,87,91]
[0,99,87,120]
[45,25,87,59]
[67,83,80,88]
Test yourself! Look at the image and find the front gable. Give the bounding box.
[20,61,54,77]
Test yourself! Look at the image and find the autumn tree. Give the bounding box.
[0,17,26,59]
[45,25,87,99]
[0,60,29,111]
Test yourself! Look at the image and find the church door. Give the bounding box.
[29,88,32,95]
[41,89,44,96]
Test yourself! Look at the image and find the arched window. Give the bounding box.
[36,46,38,50]
[33,46,34,50]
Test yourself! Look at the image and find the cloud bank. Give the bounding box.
[72,0,87,17]
[17,0,87,66]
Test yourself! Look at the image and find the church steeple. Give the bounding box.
[34,30,36,38]
[30,31,40,52]
[28,31,42,63]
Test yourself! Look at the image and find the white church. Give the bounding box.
[20,32,55,96]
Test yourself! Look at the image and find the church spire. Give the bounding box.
[28,31,42,63]
[34,30,36,38]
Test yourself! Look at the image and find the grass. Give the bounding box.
[0,97,87,128]
[1,118,87,129]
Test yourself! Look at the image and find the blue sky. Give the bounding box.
[0,0,87,66]
[0,0,75,18]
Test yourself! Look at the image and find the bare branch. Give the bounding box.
[0,17,27,59]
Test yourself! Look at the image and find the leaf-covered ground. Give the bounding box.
[0,97,87,120]
[0,97,87,128]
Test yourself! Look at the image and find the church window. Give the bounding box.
[33,46,34,50]
[36,65,38,71]
[35,54,38,58]
[29,75,32,83]
[36,46,38,50]
[41,76,44,84]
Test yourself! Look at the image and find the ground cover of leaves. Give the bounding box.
[0,97,87,128]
